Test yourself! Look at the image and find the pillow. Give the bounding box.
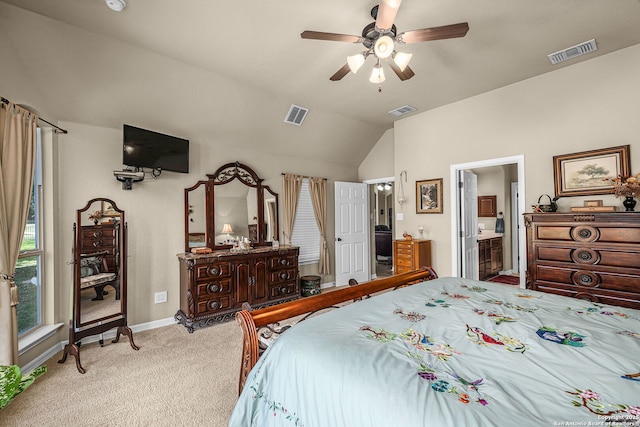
[80,256,102,278]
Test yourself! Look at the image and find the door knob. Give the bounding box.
[336,237,342,241]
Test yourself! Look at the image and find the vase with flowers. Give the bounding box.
[606,173,639,212]
[89,210,103,225]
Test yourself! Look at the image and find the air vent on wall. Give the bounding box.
[388,105,417,117]
[547,39,597,65]
[284,104,309,126]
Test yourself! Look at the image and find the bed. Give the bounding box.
[230,268,640,427]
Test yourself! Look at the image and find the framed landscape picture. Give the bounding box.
[553,145,630,197]
[416,178,443,214]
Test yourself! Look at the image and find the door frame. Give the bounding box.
[449,155,526,286]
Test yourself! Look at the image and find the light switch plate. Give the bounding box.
[396,213,404,221]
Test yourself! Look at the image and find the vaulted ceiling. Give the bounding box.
[2,0,640,166]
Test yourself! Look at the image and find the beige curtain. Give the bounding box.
[281,174,302,245]
[309,177,330,274]
[0,101,38,365]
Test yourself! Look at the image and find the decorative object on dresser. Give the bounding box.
[415,178,443,214]
[59,198,138,373]
[570,199,616,213]
[553,145,630,197]
[524,212,640,309]
[393,239,431,275]
[177,162,298,332]
[604,172,639,212]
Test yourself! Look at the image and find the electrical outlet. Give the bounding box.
[478,223,485,230]
[154,291,167,304]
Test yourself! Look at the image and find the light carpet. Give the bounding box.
[3,321,241,427]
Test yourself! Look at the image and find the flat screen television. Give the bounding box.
[123,124,189,173]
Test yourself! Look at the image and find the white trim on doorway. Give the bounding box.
[449,155,527,287]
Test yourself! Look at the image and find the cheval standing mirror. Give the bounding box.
[59,197,138,373]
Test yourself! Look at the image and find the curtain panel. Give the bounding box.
[0,101,38,365]
[308,177,330,275]
[281,174,302,245]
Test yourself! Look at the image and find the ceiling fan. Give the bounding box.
[301,0,469,88]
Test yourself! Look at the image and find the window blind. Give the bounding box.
[290,179,320,265]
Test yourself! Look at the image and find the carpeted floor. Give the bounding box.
[3,321,241,427]
[486,274,520,285]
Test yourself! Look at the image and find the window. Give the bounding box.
[17,128,43,336]
[290,179,320,265]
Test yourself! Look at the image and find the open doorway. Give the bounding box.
[449,155,526,287]
[364,177,395,279]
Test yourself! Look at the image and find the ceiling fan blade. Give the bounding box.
[388,61,415,81]
[330,64,351,81]
[301,31,362,43]
[376,0,402,30]
[398,22,469,44]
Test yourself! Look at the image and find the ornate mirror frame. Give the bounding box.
[59,197,138,373]
[184,162,279,252]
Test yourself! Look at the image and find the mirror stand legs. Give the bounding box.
[58,326,139,374]
[113,325,140,351]
[58,343,86,374]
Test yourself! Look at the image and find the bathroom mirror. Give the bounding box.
[59,197,138,373]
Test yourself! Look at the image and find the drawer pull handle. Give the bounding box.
[208,267,220,276]
[279,259,289,266]
[571,248,599,265]
[92,241,103,247]
[279,286,289,294]
[92,231,103,237]
[570,225,599,243]
[207,283,220,293]
[572,271,599,287]
[279,272,289,280]
[208,301,219,310]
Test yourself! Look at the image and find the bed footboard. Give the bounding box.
[235,267,438,394]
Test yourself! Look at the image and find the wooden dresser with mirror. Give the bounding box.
[176,162,300,332]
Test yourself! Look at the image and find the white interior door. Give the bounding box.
[511,182,519,274]
[460,170,479,280]
[334,181,370,286]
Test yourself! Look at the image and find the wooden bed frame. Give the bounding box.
[235,267,438,394]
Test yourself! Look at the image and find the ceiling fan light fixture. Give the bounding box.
[374,35,394,59]
[393,51,413,72]
[347,53,366,74]
[369,63,385,84]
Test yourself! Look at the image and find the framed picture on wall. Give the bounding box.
[553,145,630,197]
[416,178,443,214]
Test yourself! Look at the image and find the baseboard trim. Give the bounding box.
[21,316,177,374]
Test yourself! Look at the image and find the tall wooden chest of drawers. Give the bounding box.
[80,224,118,272]
[524,212,640,309]
[393,239,432,275]
[176,246,300,332]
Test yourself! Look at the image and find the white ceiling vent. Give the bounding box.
[284,104,309,126]
[388,105,417,117]
[547,39,597,65]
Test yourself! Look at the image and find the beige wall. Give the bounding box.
[388,44,640,276]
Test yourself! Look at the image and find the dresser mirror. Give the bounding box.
[59,197,138,373]
[184,162,279,252]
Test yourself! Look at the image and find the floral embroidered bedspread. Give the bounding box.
[229,277,640,427]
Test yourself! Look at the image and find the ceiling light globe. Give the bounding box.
[374,36,394,59]
[369,64,385,84]
[347,53,366,74]
[393,52,413,72]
